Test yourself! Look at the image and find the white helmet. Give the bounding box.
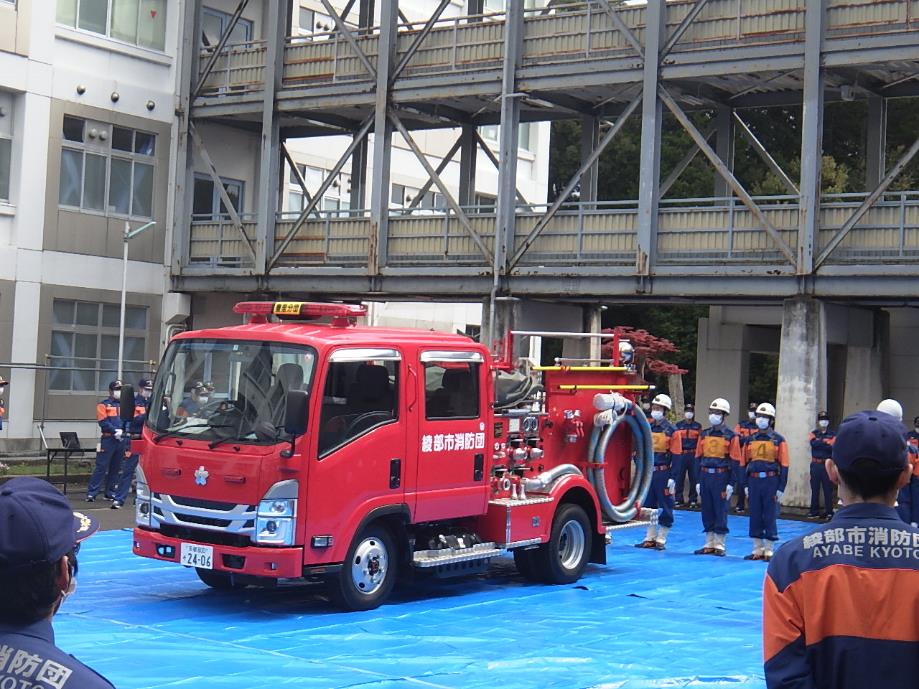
[756,402,776,418]
[877,398,903,421]
[651,393,672,411]
[618,340,634,364]
[709,398,731,415]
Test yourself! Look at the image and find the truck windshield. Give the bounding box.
[147,339,317,445]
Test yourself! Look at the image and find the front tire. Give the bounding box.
[330,524,397,611]
[195,568,247,590]
[533,503,592,585]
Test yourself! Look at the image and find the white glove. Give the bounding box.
[695,483,701,496]
[593,409,615,427]
[667,478,676,493]
[725,484,734,501]
[114,429,124,440]
[744,487,749,498]
[911,522,917,528]
[776,491,784,501]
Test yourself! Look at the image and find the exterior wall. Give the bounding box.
[888,308,919,421]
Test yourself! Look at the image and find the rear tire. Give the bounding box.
[330,524,397,611]
[532,503,592,585]
[195,568,247,590]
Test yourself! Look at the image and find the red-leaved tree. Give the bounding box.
[600,326,688,379]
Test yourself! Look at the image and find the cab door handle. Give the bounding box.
[390,458,401,489]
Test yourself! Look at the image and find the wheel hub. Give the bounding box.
[558,519,586,570]
[351,537,388,595]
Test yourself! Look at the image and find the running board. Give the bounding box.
[412,542,502,568]
[603,508,658,543]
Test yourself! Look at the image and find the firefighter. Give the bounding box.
[86,380,125,503]
[901,415,919,526]
[635,394,680,550]
[0,376,6,431]
[808,410,836,519]
[672,402,702,507]
[875,399,919,525]
[731,402,758,512]
[740,403,788,561]
[111,378,152,510]
[694,398,742,556]
[177,380,213,417]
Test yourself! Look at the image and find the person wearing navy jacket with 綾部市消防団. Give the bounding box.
[86,380,126,503]
[111,378,153,510]
[634,394,681,550]
[739,403,789,561]
[694,397,742,556]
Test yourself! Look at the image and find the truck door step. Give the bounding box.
[603,507,659,533]
[412,542,502,569]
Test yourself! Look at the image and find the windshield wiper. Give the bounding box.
[208,434,244,450]
[152,423,234,444]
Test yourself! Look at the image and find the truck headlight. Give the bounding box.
[254,481,298,546]
[255,515,295,545]
[135,464,152,527]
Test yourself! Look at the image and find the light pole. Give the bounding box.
[118,220,156,380]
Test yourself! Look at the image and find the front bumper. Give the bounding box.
[133,528,304,578]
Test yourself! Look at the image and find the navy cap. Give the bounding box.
[748,402,758,411]
[685,403,694,411]
[817,410,829,421]
[108,380,123,391]
[0,477,99,570]
[138,378,153,390]
[832,410,908,473]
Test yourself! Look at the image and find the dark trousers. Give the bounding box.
[114,453,139,504]
[700,470,731,535]
[673,452,698,503]
[88,436,124,498]
[809,461,834,516]
[645,467,674,528]
[748,475,780,541]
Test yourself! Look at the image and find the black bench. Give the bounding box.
[43,430,92,494]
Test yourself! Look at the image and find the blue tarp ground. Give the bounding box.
[57,511,815,689]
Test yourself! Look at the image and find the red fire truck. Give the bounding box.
[124,301,655,610]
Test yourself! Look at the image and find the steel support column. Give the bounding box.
[580,116,600,207]
[459,124,478,207]
[358,0,374,32]
[254,3,288,272]
[713,105,734,198]
[369,1,398,274]
[866,95,887,187]
[636,0,665,278]
[797,0,826,275]
[173,0,203,273]
[350,1,375,210]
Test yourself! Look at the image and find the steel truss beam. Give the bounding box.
[508,92,643,271]
[597,0,644,59]
[392,0,452,82]
[659,87,797,266]
[661,0,712,58]
[660,124,716,197]
[189,122,257,263]
[815,131,919,269]
[389,111,493,263]
[404,136,463,213]
[797,0,825,275]
[320,0,376,79]
[281,142,319,218]
[474,131,530,206]
[733,112,799,196]
[194,0,250,98]
[268,116,374,272]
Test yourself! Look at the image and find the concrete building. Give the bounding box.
[0,0,179,449]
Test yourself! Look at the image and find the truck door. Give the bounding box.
[413,350,489,522]
[303,348,407,562]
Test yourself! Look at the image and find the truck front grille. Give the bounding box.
[152,493,258,542]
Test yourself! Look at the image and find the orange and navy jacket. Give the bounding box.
[673,419,702,456]
[740,428,789,492]
[130,396,150,435]
[649,418,681,470]
[695,425,741,471]
[809,428,835,461]
[763,505,919,688]
[96,395,124,436]
[908,431,919,479]
[734,418,757,440]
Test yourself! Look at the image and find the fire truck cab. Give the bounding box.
[128,301,654,610]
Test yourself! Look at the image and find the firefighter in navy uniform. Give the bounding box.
[0,376,6,431]
[86,380,125,502]
[808,411,836,519]
[694,398,742,556]
[731,402,758,512]
[763,411,919,689]
[900,415,919,526]
[0,477,113,688]
[740,403,789,561]
[673,402,702,507]
[635,394,680,550]
[875,399,919,526]
[111,379,152,510]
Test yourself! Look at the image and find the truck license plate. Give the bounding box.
[180,543,214,569]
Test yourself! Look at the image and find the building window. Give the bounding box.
[49,299,148,393]
[479,122,533,152]
[192,174,243,220]
[57,0,167,52]
[287,163,348,215]
[201,7,253,47]
[59,116,155,218]
[0,93,12,203]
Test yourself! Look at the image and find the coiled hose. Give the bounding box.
[587,401,654,523]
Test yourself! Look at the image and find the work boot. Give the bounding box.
[635,523,658,548]
[763,540,775,561]
[712,533,727,556]
[654,527,670,551]
[744,538,764,560]
[694,532,715,555]
[111,501,123,510]
[85,495,95,503]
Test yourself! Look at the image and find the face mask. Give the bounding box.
[709,413,723,426]
[650,410,664,421]
[818,420,829,429]
[756,417,770,430]
[141,390,152,399]
[748,411,755,420]
[199,395,210,404]
[684,412,694,420]
[113,390,121,400]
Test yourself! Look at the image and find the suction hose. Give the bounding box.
[587,396,654,523]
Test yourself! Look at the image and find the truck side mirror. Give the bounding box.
[282,390,308,458]
[119,385,136,423]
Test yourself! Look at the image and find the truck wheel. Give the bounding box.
[195,568,246,590]
[330,524,397,611]
[535,503,591,585]
[513,548,542,582]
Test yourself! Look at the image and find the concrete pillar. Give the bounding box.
[775,298,826,507]
[694,307,749,417]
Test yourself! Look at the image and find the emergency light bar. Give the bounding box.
[233,301,367,325]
